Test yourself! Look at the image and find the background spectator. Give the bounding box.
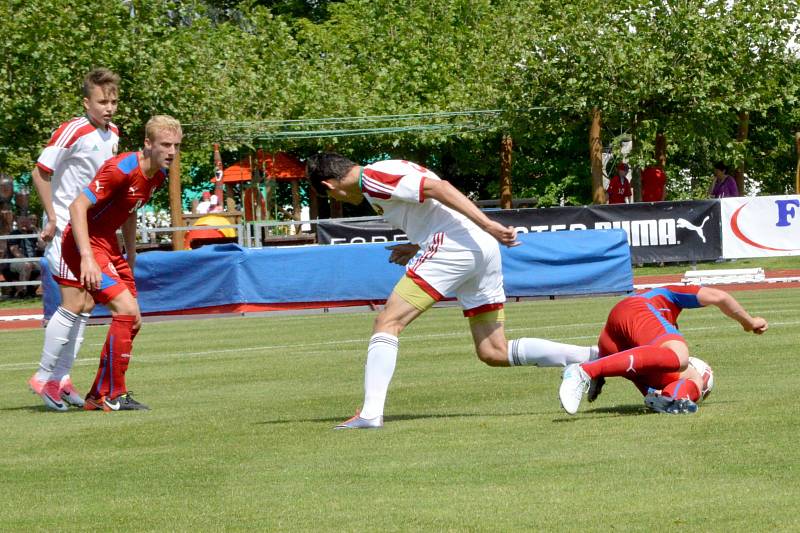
[209,193,223,212]
[7,214,44,297]
[196,191,212,214]
[606,162,632,204]
[641,164,667,202]
[709,161,739,198]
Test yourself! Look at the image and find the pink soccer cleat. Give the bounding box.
[59,375,85,408]
[28,375,68,412]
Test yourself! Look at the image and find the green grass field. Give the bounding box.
[1,288,798,531]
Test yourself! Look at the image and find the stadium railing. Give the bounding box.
[0,232,42,292]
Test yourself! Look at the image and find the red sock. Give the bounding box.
[581,346,680,379]
[662,379,701,401]
[89,315,136,399]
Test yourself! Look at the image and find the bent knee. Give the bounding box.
[476,347,509,367]
[373,315,405,337]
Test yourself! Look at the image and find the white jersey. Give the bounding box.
[360,160,477,246]
[36,116,119,230]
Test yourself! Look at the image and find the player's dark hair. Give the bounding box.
[83,68,120,98]
[713,161,728,173]
[306,153,357,196]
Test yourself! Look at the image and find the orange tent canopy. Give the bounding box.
[215,151,306,184]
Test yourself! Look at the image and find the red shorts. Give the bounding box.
[597,296,685,395]
[55,231,136,305]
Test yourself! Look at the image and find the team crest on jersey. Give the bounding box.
[107,262,118,276]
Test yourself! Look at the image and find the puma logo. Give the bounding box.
[677,216,710,243]
[626,355,636,374]
[94,181,104,193]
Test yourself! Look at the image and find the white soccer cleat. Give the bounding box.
[559,363,591,415]
[586,346,604,403]
[334,411,383,430]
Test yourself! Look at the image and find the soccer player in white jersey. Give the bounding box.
[28,68,120,411]
[307,153,587,429]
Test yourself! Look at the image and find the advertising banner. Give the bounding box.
[42,232,632,319]
[721,195,800,258]
[318,201,722,263]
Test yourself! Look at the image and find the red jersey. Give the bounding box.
[606,175,631,204]
[633,285,702,326]
[598,285,704,394]
[598,284,703,356]
[641,166,666,202]
[76,152,167,243]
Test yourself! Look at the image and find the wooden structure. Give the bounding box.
[213,149,306,223]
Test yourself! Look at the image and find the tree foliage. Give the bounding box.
[0,0,798,210]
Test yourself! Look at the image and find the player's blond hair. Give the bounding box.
[145,115,182,141]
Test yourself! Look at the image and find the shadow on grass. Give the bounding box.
[551,404,648,421]
[257,411,543,425]
[0,404,85,413]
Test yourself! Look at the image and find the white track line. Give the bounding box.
[2,319,799,372]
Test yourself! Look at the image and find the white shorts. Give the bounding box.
[405,229,505,315]
[44,228,78,282]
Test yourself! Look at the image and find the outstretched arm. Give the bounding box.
[423,179,519,247]
[697,286,768,334]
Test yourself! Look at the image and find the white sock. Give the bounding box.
[35,307,77,381]
[359,333,399,420]
[507,338,593,367]
[52,312,90,382]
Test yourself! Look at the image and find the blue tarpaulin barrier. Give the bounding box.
[42,229,632,319]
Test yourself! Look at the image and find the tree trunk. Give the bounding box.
[330,199,343,219]
[735,111,749,194]
[655,131,667,167]
[291,180,301,221]
[500,134,513,209]
[795,132,800,194]
[310,189,319,220]
[169,149,184,250]
[589,108,604,204]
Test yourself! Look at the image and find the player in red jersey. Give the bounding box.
[57,115,182,411]
[606,163,632,204]
[555,285,767,415]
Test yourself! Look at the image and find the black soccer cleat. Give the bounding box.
[103,391,150,411]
